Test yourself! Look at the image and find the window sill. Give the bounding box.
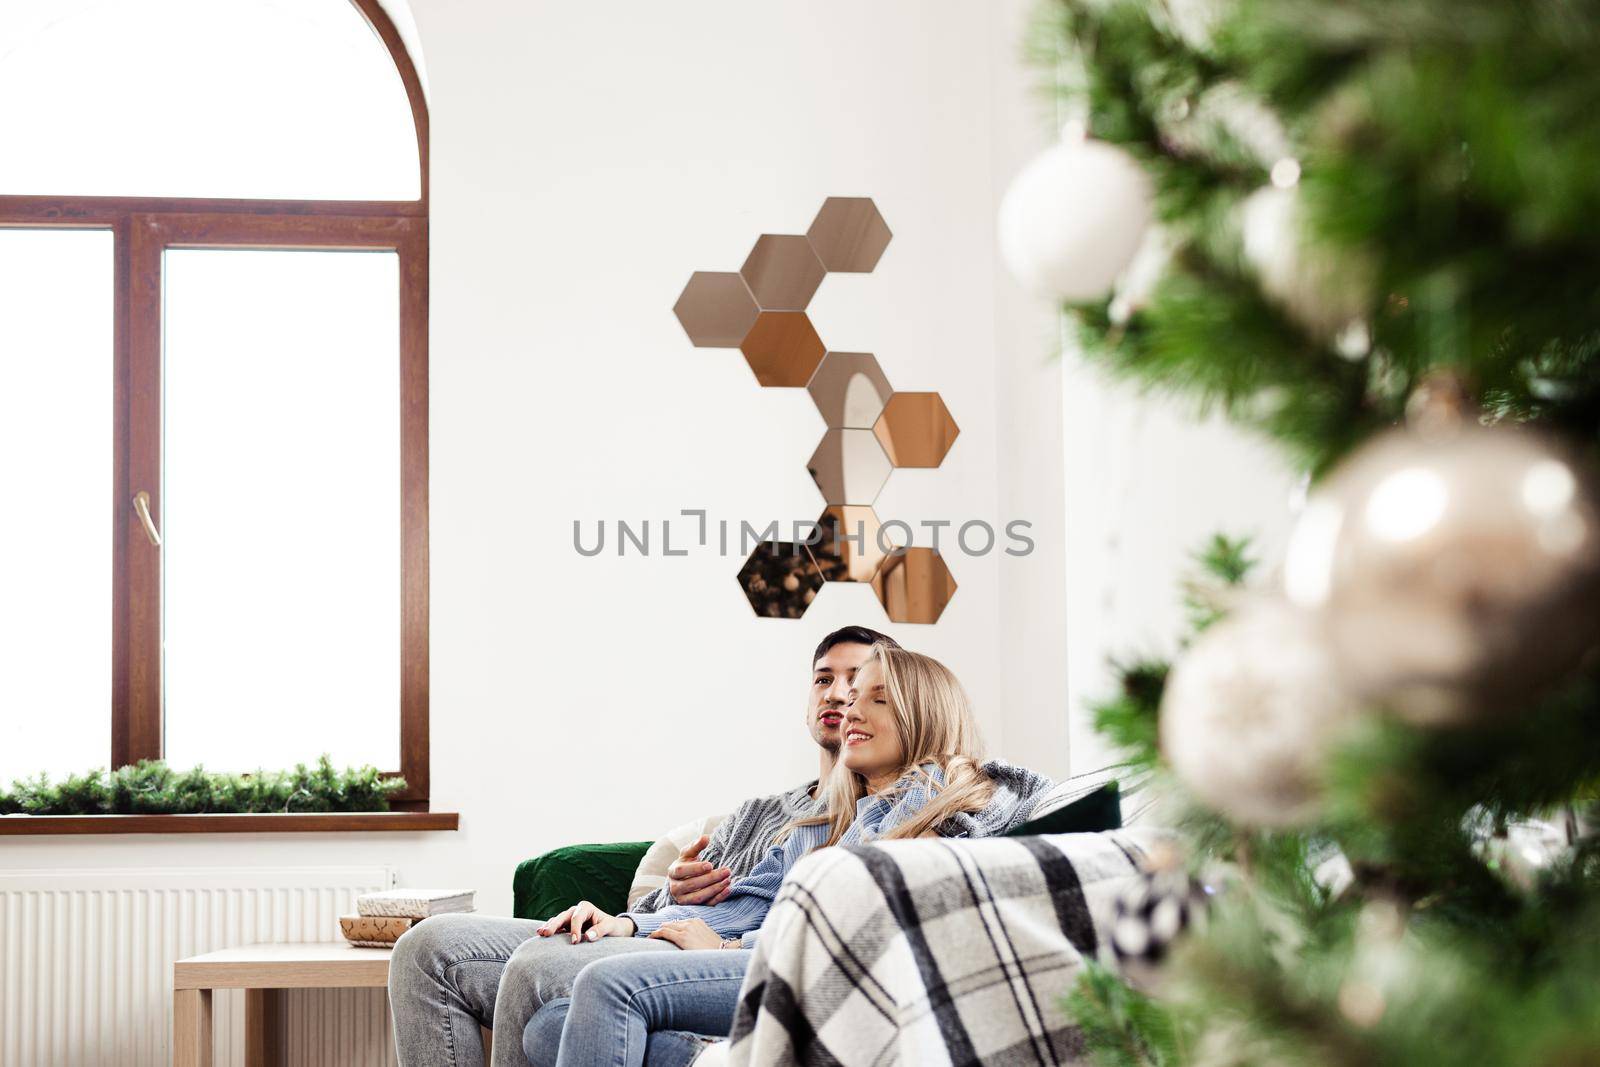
[0,812,460,835]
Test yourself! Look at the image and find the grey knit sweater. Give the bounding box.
[631,780,818,915]
[937,759,1054,838]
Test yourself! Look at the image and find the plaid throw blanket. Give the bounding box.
[723,830,1163,1066]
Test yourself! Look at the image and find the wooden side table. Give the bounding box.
[173,942,392,1067]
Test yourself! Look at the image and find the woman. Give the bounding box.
[523,644,1050,1067]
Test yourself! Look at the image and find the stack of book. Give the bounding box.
[339,888,476,948]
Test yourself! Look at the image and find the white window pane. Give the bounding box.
[163,249,400,772]
[0,0,419,200]
[0,229,112,785]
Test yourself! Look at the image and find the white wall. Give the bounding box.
[1060,361,1302,776]
[4,0,1072,915]
[986,0,1077,782]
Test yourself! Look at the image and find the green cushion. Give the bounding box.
[513,841,653,921]
[1004,781,1122,837]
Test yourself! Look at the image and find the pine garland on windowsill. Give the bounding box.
[0,756,404,816]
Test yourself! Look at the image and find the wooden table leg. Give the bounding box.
[244,988,283,1067]
[173,988,213,1067]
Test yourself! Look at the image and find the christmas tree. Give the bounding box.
[1001,0,1600,1062]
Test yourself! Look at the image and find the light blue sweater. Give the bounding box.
[623,760,1050,946]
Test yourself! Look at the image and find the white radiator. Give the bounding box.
[0,866,397,1067]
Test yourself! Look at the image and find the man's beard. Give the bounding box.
[813,717,843,754]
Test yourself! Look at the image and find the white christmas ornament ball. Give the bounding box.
[1283,424,1600,724]
[1160,599,1363,827]
[999,137,1154,301]
[1240,185,1370,337]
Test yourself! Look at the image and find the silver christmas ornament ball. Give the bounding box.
[1284,423,1600,724]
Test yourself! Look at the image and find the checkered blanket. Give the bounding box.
[721,830,1163,1066]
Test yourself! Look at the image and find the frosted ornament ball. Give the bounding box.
[1159,598,1363,826]
[999,129,1154,302]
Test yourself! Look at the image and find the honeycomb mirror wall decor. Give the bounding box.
[671,197,962,624]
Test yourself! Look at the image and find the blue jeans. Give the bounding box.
[387,914,675,1067]
[523,949,753,1067]
[523,998,711,1067]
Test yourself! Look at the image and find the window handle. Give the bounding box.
[133,490,163,547]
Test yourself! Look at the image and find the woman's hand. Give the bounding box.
[647,918,724,951]
[537,901,636,944]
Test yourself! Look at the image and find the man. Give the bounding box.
[389,625,899,1067]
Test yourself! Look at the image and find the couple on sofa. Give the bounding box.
[389,625,1053,1066]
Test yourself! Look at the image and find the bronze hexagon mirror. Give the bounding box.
[808,505,888,583]
[672,271,759,348]
[873,392,959,468]
[807,429,892,506]
[807,197,893,273]
[873,547,957,624]
[741,235,825,311]
[741,311,826,387]
[807,352,892,429]
[737,541,824,619]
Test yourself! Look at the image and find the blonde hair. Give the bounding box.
[787,643,994,847]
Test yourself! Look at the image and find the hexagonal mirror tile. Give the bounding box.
[807,505,888,583]
[807,428,892,506]
[807,352,893,429]
[741,235,826,311]
[873,392,959,468]
[737,540,825,619]
[806,197,892,273]
[740,311,826,387]
[872,547,957,624]
[672,271,759,348]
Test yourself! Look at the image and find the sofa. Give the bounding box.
[510,778,1147,1066]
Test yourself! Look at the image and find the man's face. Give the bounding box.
[806,641,875,754]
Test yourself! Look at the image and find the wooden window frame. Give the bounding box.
[0,0,434,815]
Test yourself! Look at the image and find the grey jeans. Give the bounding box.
[387,913,676,1067]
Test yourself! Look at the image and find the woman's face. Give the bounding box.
[841,659,906,787]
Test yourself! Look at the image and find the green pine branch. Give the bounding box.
[1036,0,1600,472]
[1068,962,1187,1067]
[0,757,404,815]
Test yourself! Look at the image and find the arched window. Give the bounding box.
[0,0,432,814]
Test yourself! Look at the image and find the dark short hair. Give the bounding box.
[812,626,900,667]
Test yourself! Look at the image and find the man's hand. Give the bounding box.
[648,918,724,951]
[667,834,733,905]
[536,901,636,944]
